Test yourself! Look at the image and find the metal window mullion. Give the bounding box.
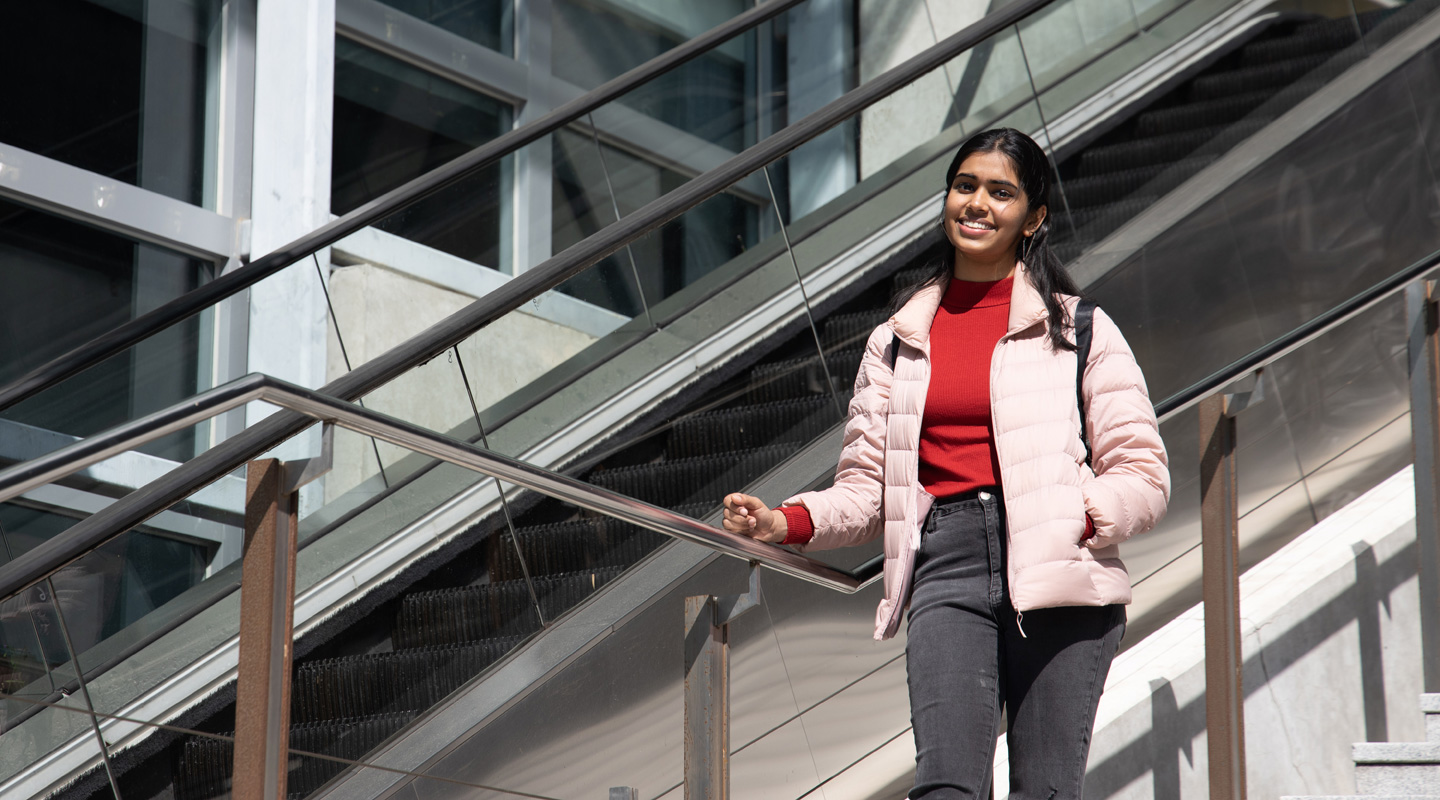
[0,143,236,262]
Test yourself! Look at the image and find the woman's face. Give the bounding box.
[942,149,1046,270]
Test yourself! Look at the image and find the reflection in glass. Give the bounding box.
[332,38,512,269]
[0,0,222,206]
[553,0,751,148]
[376,0,514,55]
[552,128,759,315]
[0,199,215,460]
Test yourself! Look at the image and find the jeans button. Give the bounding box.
[978,491,991,501]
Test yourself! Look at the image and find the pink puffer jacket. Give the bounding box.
[781,263,1170,640]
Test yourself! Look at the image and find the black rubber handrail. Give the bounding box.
[1153,248,1440,421]
[0,0,810,414]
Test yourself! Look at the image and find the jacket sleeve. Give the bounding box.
[1080,307,1170,549]
[778,325,894,552]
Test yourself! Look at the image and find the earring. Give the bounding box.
[1022,233,1035,263]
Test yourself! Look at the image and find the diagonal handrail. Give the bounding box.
[4,246,1438,607]
[0,0,1063,614]
[0,0,812,414]
[0,374,863,603]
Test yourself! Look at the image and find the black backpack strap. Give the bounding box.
[1074,299,1098,467]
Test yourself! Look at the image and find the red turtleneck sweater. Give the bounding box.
[778,277,1010,544]
[777,276,1093,546]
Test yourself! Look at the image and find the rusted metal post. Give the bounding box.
[1199,393,1246,800]
[684,564,761,800]
[1406,280,1440,693]
[234,458,299,800]
[684,595,728,800]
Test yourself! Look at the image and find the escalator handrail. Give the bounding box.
[0,0,812,414]
[0,0,1066,623]
[0,373,865,604]
[1153,247,1440,423]
[4,245,1438,608]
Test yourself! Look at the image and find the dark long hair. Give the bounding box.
[891,127,1081,352]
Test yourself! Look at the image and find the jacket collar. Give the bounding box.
[889,261,1049,351]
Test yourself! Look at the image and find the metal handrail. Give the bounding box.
[0,374,863,603]
[0,0,813,413]
[5,246,1439,605]
[1154,247,1440,423]
[0,0,1063,615]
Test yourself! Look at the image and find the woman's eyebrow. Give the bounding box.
[953,172,1018,190]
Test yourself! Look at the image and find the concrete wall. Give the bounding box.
[991,467,1425,799]
[322,262,599,502]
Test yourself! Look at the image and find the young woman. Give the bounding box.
[722,128,1169,799]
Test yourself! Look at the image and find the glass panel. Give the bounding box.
[375,0,514,55]
[1046,4,1378,267]
[332,37,513,271]
[0,198,216,460]
[1016,0,1139,94]
[0,0,223,206]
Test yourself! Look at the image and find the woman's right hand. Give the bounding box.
[722,493,787,543]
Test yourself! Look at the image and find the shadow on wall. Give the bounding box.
[1084,536,1416,799]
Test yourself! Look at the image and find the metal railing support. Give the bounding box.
[233,438,331,800]
[1199,391,1247,800]
[684,563,762,799]
[233,459,298,800]
[1406,280,1440,693]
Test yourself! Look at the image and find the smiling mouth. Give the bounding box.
[958,219,995,232]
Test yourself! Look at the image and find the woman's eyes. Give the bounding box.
[952,183,1012,199]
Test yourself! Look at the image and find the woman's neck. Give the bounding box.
[952,251,1015,283]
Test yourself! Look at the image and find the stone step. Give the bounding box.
[1423,694,1440,744]
[1282,796,1440,799]
[1353,742,1440,795]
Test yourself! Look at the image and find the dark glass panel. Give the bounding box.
[0,199,213,460]
[0,0,219,205]
[332,38,512,269]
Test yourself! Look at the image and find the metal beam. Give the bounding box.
[684,564,760,798]
[1199,392,1246,800]
[0,0,825,413]
[1406,281,1440,693]
[233,458,298,800]
[0,143,238,262]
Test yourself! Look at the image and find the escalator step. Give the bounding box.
[292,637,522,724]
[174,711,418,800]
[668,396,835,460]
[820,309,890,350]
[1188,53,1330,101]
[493,520,665,583]
[394,567,622,649]
[589,443,801,509]
[1062,193,1161,241]
[1239,18,1358,66]
[744,349,863,405]
[1061,155,1215,209]
[1132,91,1273,137]
[890,265,933,295]
[1076,125,1229,177]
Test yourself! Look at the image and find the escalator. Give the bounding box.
[5,0,1440,797]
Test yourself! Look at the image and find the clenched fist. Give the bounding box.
[722,493,787,543]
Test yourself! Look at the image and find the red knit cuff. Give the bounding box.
[778,505,815,546]
[1081,514,1096,542]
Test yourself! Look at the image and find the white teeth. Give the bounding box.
[960,220,994,231]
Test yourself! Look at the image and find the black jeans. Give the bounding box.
[906,490,1125,800]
